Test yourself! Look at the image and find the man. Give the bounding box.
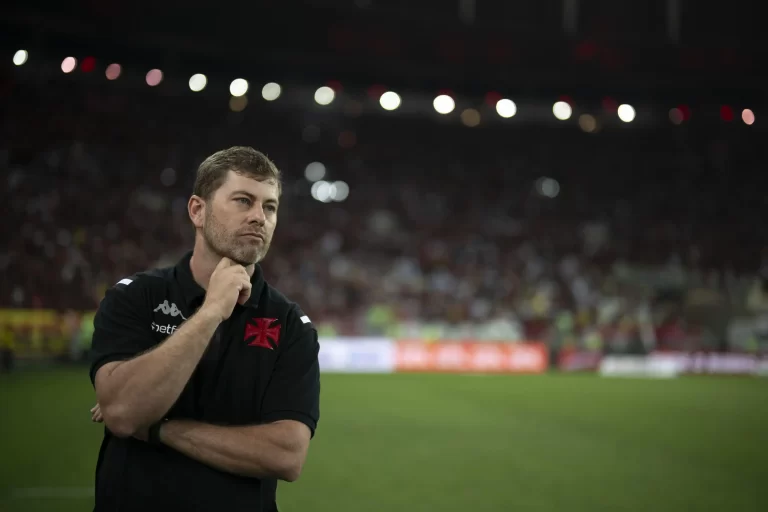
[88,147,320,511]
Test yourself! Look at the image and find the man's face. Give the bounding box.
[201,171,279,265]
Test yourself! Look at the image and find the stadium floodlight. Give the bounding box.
[105,63,122,80]
[262,82,281,101]
[536,177,560,198]
[496,99,517,118]
[189,74,207,92]
[305,162,326,182]
[332,181,349,202]
[13,50,28,66]
[379,91,401,111]
[230,79,249,97]
[618,104,636,123]
[553,101,572,120]
[314,86,335,106]
[742,109,755,126]
[311,180,334,202]
[146,69,163,87]
[433,95,455,114]
[61,57,77,73]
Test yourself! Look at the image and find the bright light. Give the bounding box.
[230,79,249,97]
[460,109,481,127]
[743,109,755,125]
[305,162,326,182]
[332,181,349,202]
[553,101,572,120]
[617,104,636,122]
[433,95,455,114]
[536,177,560,198]
[189,74,207,92]
[311,181,334,203]
[13,50,28,66]
[262,82,281,101]
[105,63,121,80]
[578,114,597,133]
[669,108,683,125]
[61,57,77,74]
[496,99,517,118]
[379,91,401,111]
[146,69,163,87]
[314,86,335,105]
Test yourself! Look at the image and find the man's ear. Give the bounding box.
[188,195,205,228]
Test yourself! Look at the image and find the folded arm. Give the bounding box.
[94,308,221,438]
[158,419,312,482]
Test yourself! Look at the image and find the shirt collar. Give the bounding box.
[174,250,266,309]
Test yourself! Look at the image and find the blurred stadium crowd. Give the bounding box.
[1,82,767,368]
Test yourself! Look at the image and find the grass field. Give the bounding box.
[1,368,766,512]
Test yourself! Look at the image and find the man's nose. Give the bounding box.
[247,204,266,224]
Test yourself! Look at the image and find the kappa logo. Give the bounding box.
[245,317,282,350]
[154,300,187,320]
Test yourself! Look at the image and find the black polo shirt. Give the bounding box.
[89,251,320,512]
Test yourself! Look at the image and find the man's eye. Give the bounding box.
[265,205,277,213]
[237,198,251,205]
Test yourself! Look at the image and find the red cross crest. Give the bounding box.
[245,317,282,350]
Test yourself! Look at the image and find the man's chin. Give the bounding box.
[231,249,267,266]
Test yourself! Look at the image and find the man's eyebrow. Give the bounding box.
[231,190,279,205]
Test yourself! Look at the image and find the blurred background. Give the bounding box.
[0,1,766,511]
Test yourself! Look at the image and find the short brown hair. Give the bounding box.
[193,146,282,200]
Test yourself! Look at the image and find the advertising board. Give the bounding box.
[557,349,602,372]
[394,341,548,374]
[649,352,763,376]
[318,337,395,373]
[599,355,680,378]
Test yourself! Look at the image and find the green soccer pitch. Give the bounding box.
[1,368,766,512]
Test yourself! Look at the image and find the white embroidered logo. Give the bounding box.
[154,300,187,320]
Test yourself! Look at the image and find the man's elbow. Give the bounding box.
[267,420,311,482]
[101,404,140,438]
[270,444,307,482]
[277,457,304,482]
[95,363,140,437]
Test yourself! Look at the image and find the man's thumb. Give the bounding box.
[216,257,234,269]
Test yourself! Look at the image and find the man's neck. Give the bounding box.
[189,243,255,290]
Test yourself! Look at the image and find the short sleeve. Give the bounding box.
[89,278,155,385]
[260,308,320,437]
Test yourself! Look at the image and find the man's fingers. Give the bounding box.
[237,280,252,305]
[216,257,235,270]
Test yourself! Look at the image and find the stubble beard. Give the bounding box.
[203,210,271,266]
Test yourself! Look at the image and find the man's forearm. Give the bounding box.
[159,420,308,482]
[97,308,221,436]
